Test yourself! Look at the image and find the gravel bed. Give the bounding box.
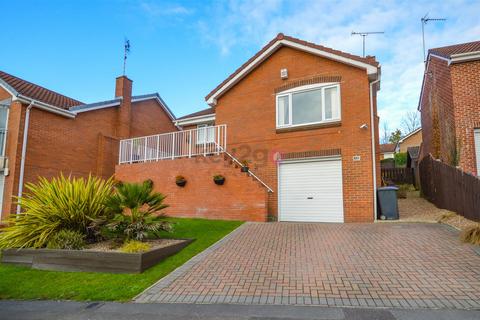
[398,190,478,230]
[85,239,185,252]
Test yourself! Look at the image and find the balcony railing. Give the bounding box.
[119,124,227,164]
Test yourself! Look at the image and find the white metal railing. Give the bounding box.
[119,125,227,164]
[222,150,274,193]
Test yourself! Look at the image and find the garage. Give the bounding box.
[278,157,344,222]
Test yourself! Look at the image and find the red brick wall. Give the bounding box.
[115,155,268,222]
[215,46,378,222]
[130,99,177,137]
[451,60,480,175]
[2,100,25,218]
[1,98,177,217]
[419,56,456,164]
[420,57,480,175]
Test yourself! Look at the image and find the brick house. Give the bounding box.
[380,143,396,160]
[396,128,422,153]
[116,34,381,223]
[419,41,480,176]
[0,71,177,219]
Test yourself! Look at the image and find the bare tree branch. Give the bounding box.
[401,111,420,134]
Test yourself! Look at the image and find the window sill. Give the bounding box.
[276,121,341,133]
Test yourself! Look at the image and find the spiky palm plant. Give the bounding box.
[0,174,114,249]
[105,180,171,241]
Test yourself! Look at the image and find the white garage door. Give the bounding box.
[279,158,344,222]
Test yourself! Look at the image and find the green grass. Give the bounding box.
[0,218,242,301]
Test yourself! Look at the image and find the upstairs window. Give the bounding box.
[276,83,341,128]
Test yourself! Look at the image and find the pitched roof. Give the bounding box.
[399,127,422,143]
[407,146,420,160]
[205,33,379,105]
[380,143,396,153]
[71,93,176,120]
[177,108,215,120]
[0,70,83,109]
[429,41,480,59]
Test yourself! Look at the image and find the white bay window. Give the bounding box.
[276,83,341,128]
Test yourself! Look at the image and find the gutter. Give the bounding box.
[16,95,76,118]
[369,78,381,222]
[16,101,34,214]
[174,114,216,127]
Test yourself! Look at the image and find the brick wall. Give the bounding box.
[130,99,177,137]
[398,130,422,153]
[451,60,480,175]
[420,57,480,175]
[420,57,456,164]
[115,155,268,222]
[1,91,178,217]
[215,46,378,222]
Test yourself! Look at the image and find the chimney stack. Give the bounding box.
[115,76,133,138]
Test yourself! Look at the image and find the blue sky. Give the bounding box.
[1,0,479,136]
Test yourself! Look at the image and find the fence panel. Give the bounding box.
[381,167,414,185]
[419,154,480,222]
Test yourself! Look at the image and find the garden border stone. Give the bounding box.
[1,238,194,273]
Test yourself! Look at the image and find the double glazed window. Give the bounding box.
[197,124,215,144]
[276,83,341,128]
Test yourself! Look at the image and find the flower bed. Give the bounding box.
[1,238,194,273]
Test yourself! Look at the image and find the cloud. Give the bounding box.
[140,1,193,17]
[196,0,480,137]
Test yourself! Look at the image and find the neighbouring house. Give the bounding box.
[0,71,177,219]
[116,33,381,223]
[395,127,422,153]
[406,146,420,169]
[380,143,396,160]
[419,40,480,176]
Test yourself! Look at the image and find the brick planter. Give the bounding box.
[1,239,194,274]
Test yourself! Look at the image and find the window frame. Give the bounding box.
[276,82,341,129]
[196,123,215,145]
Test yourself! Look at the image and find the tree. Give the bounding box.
[389,129,402,144]
[381,121,390,144]
[401,111,420,134]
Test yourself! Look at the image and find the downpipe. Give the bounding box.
[16,101,34,215]
[369,79,380,222]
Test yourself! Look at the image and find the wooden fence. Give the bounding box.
[381,167,415,185]
[419,154,480,222]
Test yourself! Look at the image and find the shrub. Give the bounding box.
[46,229,86,250]
[105,180,172,241]
[175,175,186,182]
[0,174,114,249]
[120,240,151,253]
[213,174,224,180]
[396,184,413,199]
[460,224,480,246]
[395,152,407,167]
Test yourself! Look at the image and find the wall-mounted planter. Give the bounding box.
[1,239,194,274]
[214,177,225,185]
[241,166,249,173]
[176,179,187,187]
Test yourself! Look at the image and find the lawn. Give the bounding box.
[0,218,242,301]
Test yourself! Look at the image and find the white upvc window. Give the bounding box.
[197,124,215,144]
[276,83,341,128]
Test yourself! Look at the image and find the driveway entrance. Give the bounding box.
[136,223,480,309]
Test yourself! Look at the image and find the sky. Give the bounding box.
[1,0,479,137]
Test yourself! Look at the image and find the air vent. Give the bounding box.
[280,68,288,79]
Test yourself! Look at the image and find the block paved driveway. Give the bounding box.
[136,223,480,309]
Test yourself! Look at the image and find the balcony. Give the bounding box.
[119,124,227,164]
